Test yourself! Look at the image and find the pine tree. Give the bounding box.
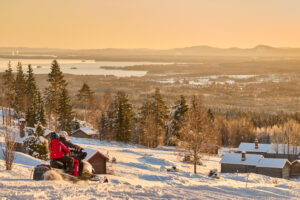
[24,64,40,127]
[149,88,169,146]
[137,89,169,148]
[76,83,95,122]
[170,95,188,140]
[36,91,47,126]
[113,91,134,142]
[1,62,15,126]
[25,64,37,107]
[138,100,159,147]
[152,88,169,127]
[14,62,26,116]
[25,103,36,127]
[57,88,73,134]
[45,60,67,130]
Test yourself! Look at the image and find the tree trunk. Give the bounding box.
[2,106,5,126]
[48,112,51,130]
[194,152,197,174]
[8,107,11,127]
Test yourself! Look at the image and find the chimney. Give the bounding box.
[19,118,26,138]
[255,138,259,149]
[241,151,246,161]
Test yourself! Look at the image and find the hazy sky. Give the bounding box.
[1,0,300,49]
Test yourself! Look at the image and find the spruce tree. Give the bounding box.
[151,88,169,146]
[170,95,188,139]
[24,65,39,127]
[152,88,169,127]
[14,62,26,116]
[2,62,15,126]
[25,64,37,106]
[113,91,134,142]
[36,91,47,126]
[45,60,67,130]
[25,103,36,127]
[77,83,95,121]
[57,88,73,134]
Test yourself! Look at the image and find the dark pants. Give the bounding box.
[55,156,74,173]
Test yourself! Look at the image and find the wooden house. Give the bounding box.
[85,148,109,174]
[71,127,98,139]
[290,160,300,178]
[237,141,300,162]
[256,158,291,179]
[220,152,263,173]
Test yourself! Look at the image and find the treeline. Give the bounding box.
[0,61,73,133]
[1,60,300,150]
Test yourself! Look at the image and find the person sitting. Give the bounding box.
[58,131,83,153]
[58,132,87,176]
[49,132,74,174]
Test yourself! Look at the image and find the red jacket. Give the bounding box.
[50,138,70,159]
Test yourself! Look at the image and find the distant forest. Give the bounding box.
[1,60,300,153]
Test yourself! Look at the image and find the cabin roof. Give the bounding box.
[84,148,109,161]
[73,127,97,136]
[256,158,290,169]
[237,142,271,153]
[220,153,263,166]
[292,160,300,164]
[238,142,300,154]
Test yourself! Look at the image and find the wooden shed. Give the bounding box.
[85,149,109,174]
[220,153,263,173]
[256,158,291,179]
[71,127,98,139]
[290,160,300,178]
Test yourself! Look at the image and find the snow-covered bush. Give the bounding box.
[24,125,49,161]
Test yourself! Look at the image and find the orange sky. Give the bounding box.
[1,0,300,49]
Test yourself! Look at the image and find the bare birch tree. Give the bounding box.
[1,127,16,170]
[175,96,217,174]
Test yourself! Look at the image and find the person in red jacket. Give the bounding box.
[50,132,74,174]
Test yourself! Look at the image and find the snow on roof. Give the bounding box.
[74,127,98,135]
[237,142,270,153]
[292,160,300,164]
[19,118,25,122]
[84,147,109,161]
[220,153,263,166]
[238,142,300,155]
[257,158,290,169]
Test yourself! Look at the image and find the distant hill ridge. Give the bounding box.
[1,45,300,57]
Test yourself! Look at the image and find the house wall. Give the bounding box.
[264,154,298,162]
[221,164,254,173]
[256,167,284,178]
[282,163,290,179]
[290,162,300,178]
[88,155,106,174]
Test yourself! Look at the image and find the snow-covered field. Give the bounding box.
[0,135,299,200]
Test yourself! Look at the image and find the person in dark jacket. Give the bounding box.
[58,132,87,176]
[58,131,82,152]
[50,132,74,174]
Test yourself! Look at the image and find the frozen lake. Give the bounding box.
[0,58,172,77]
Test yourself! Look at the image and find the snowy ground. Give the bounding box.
[0,135,300,199]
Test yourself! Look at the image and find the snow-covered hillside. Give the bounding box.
[0,136,300,199]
